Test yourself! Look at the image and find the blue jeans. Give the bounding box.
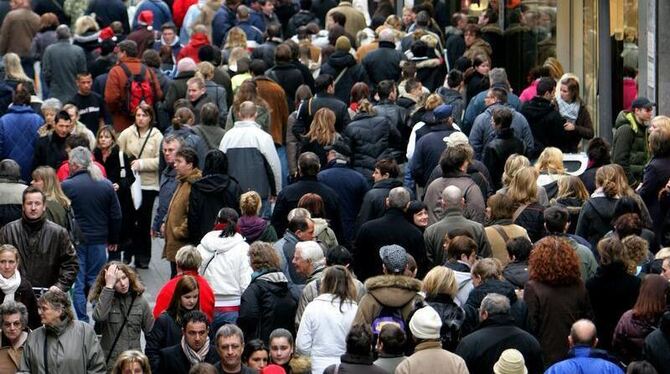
[276,145,289,187]
[210,310,239,338]
[74,244,108,322]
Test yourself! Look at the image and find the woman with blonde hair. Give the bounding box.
[31,166,70,228]
[90,262,154,368]
[2,53,34,94]
[639,124,670,240]
[343,98,398,180]
[535,147,566,200]
[237,191,277,243]
[422,266,465,350]
[111,350,152,374]
[498,154,549,206]
[576,164,622,248]
[611,164,653,227]
[507,166,546,241]
[556,75,594,152]
[72,15,101,63]
[225,80,271,133]
[222,27,248,63]
[550,175,589,234]
[301,108,347,167]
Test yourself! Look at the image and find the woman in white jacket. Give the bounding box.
[197,207,253,334]
[296,265,359,374]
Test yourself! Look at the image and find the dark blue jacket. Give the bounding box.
[462,89,522,135]
[0,105,43,182]
[132,0,172,31]
[62,170,122,245]
[237,20,264,45]
[212,6,237,46]
[318,161,369,245]
[410,123,457,187]
[152,166,177,232]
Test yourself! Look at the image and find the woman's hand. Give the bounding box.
[130,159,141,171]
[104,264,119,289]
[564,122,575,131]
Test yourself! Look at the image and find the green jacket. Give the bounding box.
[612,110,649,186]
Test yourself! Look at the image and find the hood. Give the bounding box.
[437,87,463,105]
[480,23,503,35]
[255,271,292,295]
[521,97,555,120]
[256,270,289,284]
[238,215,269,241]
[470,39,492,55]
[192,174,235,194]
[161,34,181,47]
[587,196,617,221]
[467,279,517,307]
[198,232,246,254]
[312,217,330,236]
[364,275,422,307]
[326,51,357,69]
[177,168,202,184]
[372,178,402,190]
[189,33,210,48]
[615,110,644,133]
[74,30,100,44]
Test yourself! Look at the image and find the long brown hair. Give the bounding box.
[88,261,145,301]
[319,265,357,312]
[632,274,669,321]
[166,275,199,325]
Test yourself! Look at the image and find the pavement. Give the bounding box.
[133,236,171,310]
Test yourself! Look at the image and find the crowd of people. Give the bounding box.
[0,0,666,373]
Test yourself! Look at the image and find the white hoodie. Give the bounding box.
[197,232,252,307]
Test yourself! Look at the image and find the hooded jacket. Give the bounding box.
[197,232,253,307]
[164,168,202,261]
[469,103,534,160]
[343,112,398,181]
[483,127,526,191]
[177,32,210,63]
[436,87,465,124]
[353,275,423,327]
[238,270,298,342]
[0,105,43,182]
[612,110,649,186]
[320,51,369,104]
[188,174,242,244]
[520,96,566,156]
[445,262,474,307]
[237,216,277,243]
[575,195,619,249]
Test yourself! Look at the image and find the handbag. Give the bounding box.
[130,128,153,210]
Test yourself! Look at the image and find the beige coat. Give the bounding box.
[163,168,202,261]
[395,341,469,374]
[117,125,163,190]
[484,222,530,266]
[327,2,367,39]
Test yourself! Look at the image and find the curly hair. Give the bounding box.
[622,235,649,275]
[529,237,581,286]
[89,261,145,301]
[248,241,280,271]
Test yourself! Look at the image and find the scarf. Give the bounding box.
[181,335,211,365]
[0,271,21,302]
[556,96,580,122]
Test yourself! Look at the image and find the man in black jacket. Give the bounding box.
[482,107,525,191]
[32,110,72,171]
[271,152,343,241]
[455,293,543,374]
[356,158,402,228]
[293,74,350,136]
[520,77,565,157]
[158,310,220,374]
[374,80,407,161]
[363,29,406,89]
[355,187,427,281]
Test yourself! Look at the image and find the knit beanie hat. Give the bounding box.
[493,349,528,374]
[138,10,154,30]
[379,245,408,274]
[177,57,197,72]
[335,36,351,52]
[409,306,442,340]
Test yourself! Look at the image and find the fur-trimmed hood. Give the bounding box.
[289,355,312,374]
[364,275,422,308]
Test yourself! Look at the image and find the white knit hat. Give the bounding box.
[409,306,442,340]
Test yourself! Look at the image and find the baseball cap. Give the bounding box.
[434,104,453,121]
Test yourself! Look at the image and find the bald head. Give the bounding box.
[442,185,463,209]
[238,101,257,120]
[569,319,598,348]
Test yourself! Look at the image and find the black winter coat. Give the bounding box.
[33,133,68,171]
[270,176,343,241]
[411,123,457,187]
[293,93,351,136]
[320,51,369,104]
[520,97,565,157]
[266,63,305,112]
[513,202,545,243]
[503,261,529,289]
[158,344,220,374]
[356,178,402,227]
[146,312,183,373]
[238,270,297,343]
[343,112,399,181]
[354,208,427,282]
[362,41,405,87]
[586,263,641,351]
[483,128,525,191]
[643,315,670,374]
[424,293,465,350]
[461,279,527,336]
[188,174,243,244]
[455,314,543,374]
[575,196,618,249]
[638,156,670,242]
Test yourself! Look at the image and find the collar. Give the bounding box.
[379,40,396,49]
[233,120,261,129]
[340,352,374,365]
[443,207,464,217]
[478,313,516,329]
[413,340,442,352]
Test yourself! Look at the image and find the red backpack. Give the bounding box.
[119,63,155,114]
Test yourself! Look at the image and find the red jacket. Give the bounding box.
[172,0,197,28]
[177,32,210,63]
[56,159,107,182]
[153,271,215,321]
